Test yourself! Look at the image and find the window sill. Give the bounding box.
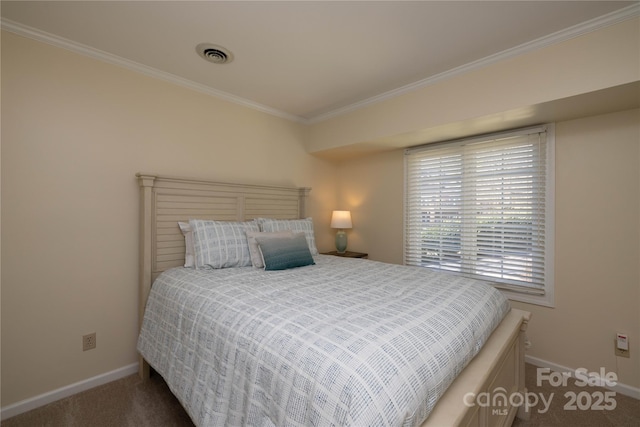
[501,288,555,308]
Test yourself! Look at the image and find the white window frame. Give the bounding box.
[404,124,555,307]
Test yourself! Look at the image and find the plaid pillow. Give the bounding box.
[257,217,318,255]
[189,219,259,269]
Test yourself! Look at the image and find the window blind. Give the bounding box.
[404,125,553,297]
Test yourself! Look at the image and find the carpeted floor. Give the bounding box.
[1,372,194,427]
[3,363,639,426]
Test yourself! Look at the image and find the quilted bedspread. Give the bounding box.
[137,255,510,427]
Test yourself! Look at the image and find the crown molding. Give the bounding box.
[3,2,638,126]
[0,18,306,124]
[307,3,640,124]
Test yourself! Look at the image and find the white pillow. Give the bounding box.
[178,222,195,268]
[189,219,259,269]
[257,217,319,255]
[245,230,294,268]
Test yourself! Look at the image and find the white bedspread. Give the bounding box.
[137,255,510,427]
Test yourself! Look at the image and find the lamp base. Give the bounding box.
[335,230,347,253]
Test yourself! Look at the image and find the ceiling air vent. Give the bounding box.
[196,43,234,64]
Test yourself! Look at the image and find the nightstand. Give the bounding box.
[321,250,368,259]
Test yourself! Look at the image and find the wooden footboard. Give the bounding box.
[422,308,531,427]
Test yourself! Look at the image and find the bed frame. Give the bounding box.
[137,173,531,427]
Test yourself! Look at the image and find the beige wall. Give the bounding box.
[513,109,639,390]
[335,109,640,389]
[2,15,639,410]
[0,31,337,406]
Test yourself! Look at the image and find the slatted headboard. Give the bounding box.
[136,173,311,377]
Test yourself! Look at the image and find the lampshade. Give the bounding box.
[330,210,352,229]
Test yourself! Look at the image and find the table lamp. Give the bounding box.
[330,210,352,253]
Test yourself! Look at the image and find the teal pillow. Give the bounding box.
[255,232,315,271]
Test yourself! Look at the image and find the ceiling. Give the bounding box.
[1,1,638,124]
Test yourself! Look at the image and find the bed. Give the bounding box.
[136,173,531,427]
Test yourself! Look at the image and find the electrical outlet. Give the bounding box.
[83,333,96,351]
[614,338,629,358]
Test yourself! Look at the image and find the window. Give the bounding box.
[404,125,554,306]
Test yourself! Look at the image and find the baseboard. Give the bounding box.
[0,363,138,421]
[3,357,636,420]
[525,355,640,400]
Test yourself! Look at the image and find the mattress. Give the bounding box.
[137,255,510,427]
